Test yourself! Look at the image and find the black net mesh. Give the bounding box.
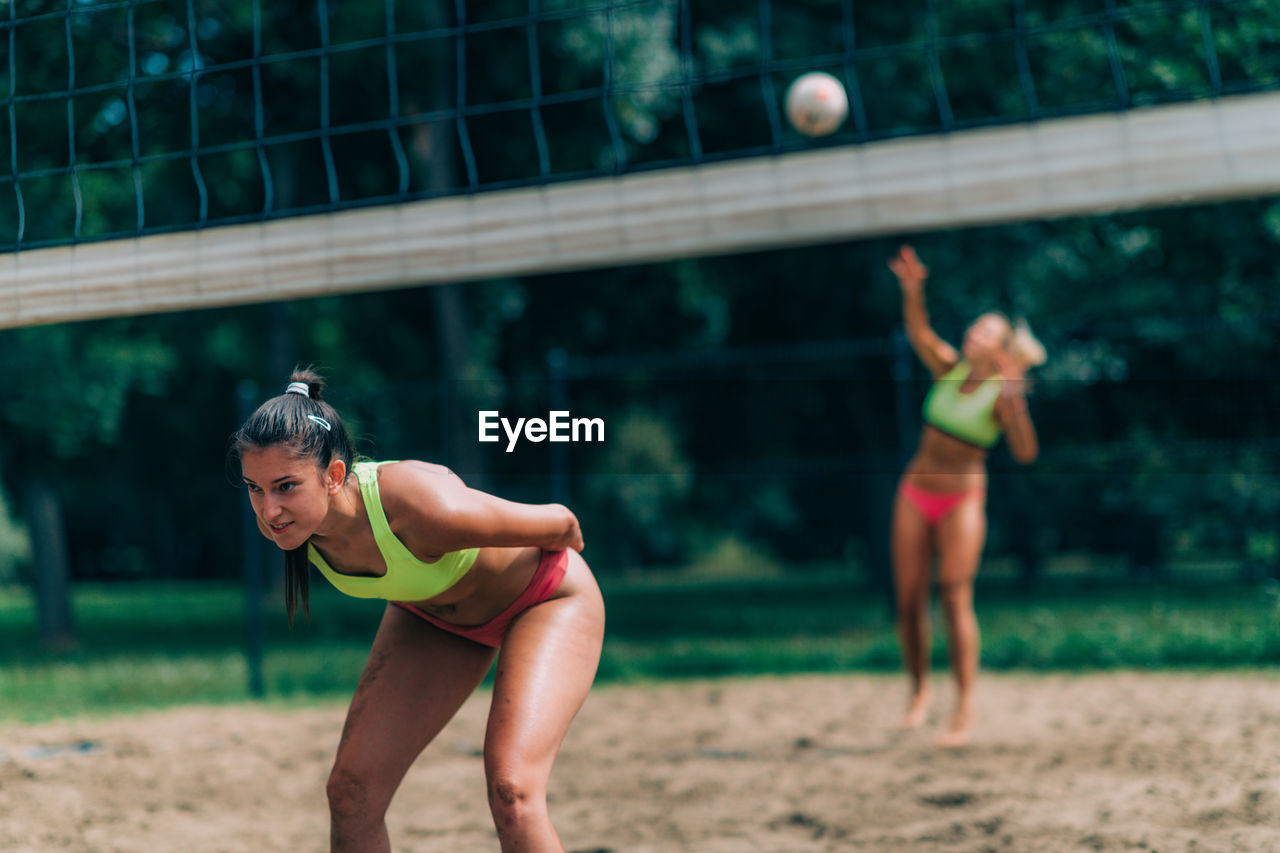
[0,0,1275,249]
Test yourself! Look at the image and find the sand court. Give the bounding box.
[1,671,1278,851]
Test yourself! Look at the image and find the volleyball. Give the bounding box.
[784,72,849,137]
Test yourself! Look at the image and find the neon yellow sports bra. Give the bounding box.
[921,361,1003,449]
[308,461,479,602]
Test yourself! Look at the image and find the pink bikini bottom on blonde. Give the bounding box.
[898,481,985,526]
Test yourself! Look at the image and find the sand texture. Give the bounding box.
[1,671,1278,852]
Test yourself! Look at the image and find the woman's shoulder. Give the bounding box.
[375,460,464,494]
[364,462,467,556]
[373,460,466,518]
[375,458,457,477]
[928,357,967,381]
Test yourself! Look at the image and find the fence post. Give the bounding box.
[883,329,917,615]
[237,380,266,699]
[547,348,570,505]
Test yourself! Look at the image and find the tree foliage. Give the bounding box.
[0,0,1274,601]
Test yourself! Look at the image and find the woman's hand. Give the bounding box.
[888,245,928,293]
[995,351,1037,463]
[563,515,585,553]
[892,244,958,377]
[994,351,1027,402]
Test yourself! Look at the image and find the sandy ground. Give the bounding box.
[1,671,1279,852]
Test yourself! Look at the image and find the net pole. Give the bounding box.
[237,380,266,700]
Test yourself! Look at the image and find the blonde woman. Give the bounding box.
[888,245,1046,747]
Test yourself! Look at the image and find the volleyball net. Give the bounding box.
[0,0,1277,327]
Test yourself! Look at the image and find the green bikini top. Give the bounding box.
[308,461,479,601]
[921,361,1003,449]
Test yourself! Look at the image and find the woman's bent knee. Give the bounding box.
[327,766,386,824]
[938,582,973,613]
[896,596,928,620]
[486,770,547,831]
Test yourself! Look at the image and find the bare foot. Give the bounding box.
[935,704,973,748]
[897,686,932,730]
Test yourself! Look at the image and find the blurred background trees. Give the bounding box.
[0,0,1276,648]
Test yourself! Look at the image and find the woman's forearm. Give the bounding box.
[1004,400,1039,463]
[547,505,584,551]
[901,287,934,341]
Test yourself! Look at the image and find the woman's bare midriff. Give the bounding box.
[400,544,547,627]
[902,425,990,492]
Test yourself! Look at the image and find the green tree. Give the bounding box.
[0,0,1276,599]
[0,322,174,647]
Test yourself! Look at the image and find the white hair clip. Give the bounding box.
[307,415,332,431]
[286,382,310,396]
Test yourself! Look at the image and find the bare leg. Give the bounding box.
[935,496,987,748]
[483,550,605,852]
[891,486,935,729]
[328,604,497,853]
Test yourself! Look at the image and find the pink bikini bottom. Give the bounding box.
[393,549,569,648]
[898,480,985,526]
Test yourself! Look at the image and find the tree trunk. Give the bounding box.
[23,474,76,651]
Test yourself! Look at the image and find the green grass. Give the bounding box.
[600,572,1280,678]
[0,573,1278,722]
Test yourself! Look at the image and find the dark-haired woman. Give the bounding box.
[887,245,1045,748]
[233,370,604,853]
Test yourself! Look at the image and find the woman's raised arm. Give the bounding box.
[889,245,959,377]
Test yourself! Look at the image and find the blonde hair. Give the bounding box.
[1006,318,1047,368]
[970,311,1048,369]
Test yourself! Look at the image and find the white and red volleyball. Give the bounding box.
[784,71,849,137]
